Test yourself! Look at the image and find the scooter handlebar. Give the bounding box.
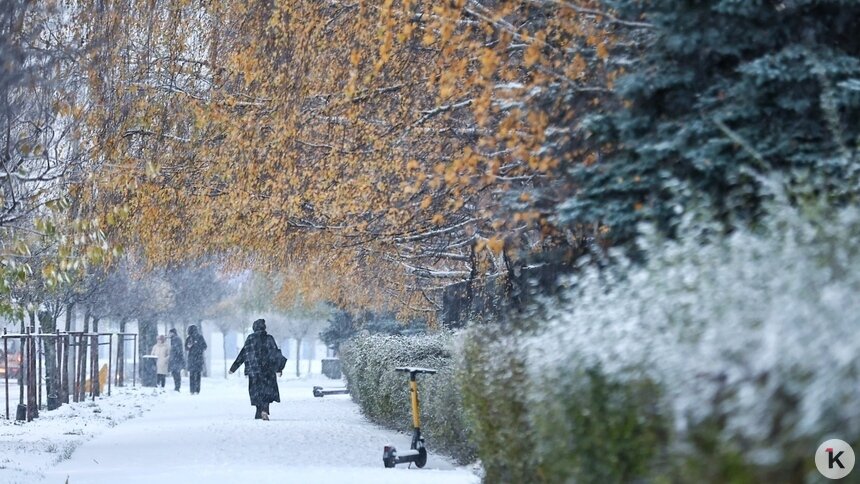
[394,366,437,375]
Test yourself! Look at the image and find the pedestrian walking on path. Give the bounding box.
[168,328,185,391]
[229,319,287,420]
[185,325,207,394]
[150,335,170,388]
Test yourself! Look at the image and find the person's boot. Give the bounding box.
[254,406,262,419]
[261,403,269,421]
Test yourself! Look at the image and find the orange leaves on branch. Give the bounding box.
[79,0,625,317]
[480,48,500,80]
[485,237,504,255]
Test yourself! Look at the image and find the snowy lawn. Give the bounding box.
[0,383,163,484]
[32,376,478,484]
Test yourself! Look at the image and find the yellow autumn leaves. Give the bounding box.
[77,0,623,316]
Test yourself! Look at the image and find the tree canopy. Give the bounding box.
[77,0,632,319]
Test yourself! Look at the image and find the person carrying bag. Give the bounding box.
[229,319,287,420]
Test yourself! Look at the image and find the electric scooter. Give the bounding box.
[382,366,437,468]
[312,386,349,397]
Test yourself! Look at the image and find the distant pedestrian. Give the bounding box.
[185,324,207,395]
[229,319,287,420]
[150,335,170,388]
[168,328,185,392]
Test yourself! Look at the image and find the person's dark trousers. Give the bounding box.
[189,370,201,394]
[172,370,181,391]
[157,374,166,388]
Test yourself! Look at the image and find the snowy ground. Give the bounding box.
[0,383,161,483]
[1,375,478,484]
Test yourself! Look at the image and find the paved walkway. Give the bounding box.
[42,377,478,484]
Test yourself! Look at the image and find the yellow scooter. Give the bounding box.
[382,366,437,468]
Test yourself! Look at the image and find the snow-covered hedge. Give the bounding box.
[463,205,860,482]
[340,332,476,463]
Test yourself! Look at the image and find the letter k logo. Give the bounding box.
[828,448,846,469]
[817,439,854,479]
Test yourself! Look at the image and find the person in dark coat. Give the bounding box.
[185,325,207,394]
[167,328,185,392]
[229,319,283,420]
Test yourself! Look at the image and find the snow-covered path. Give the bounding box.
[41,377,478,484]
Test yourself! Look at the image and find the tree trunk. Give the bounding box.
[26,310,39,416]
[17,314,24,406]
[62,304,73,401]
[116,318,127,386]
[91,317,100,397]
[64,303,74,331]
[138,318,157,364]
[77,307,91,402]
[60,303,75,403]
[75,305,92,402]
[38,311,60,410]
[222,333,228,378]
[295,338,302,377]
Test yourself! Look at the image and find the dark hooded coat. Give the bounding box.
[184,325,207,373]
[168,332,185,372]
[230,320,282,406]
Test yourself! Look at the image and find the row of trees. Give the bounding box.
[71,0,638,324]
[5,0,858,332]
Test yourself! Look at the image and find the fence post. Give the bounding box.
[61,333,70,404]
[17,333,24,419]
[107,334,112,397]
[74,333,82,403]
[3,331,8,420]
[26,329,34,421]
[89,334,95,401]
[116,334,124,387]
[31,331,38,419]
[132,334,137,387]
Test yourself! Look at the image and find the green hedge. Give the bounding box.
[340,333,476,464]
[460,327,668,484]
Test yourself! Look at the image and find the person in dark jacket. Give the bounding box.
[168,328,185,392]
[185,325,207,394]
[229,319,283,420]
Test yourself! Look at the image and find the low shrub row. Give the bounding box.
[460,327,667,483]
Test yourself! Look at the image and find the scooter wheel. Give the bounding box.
[415,447,428,468]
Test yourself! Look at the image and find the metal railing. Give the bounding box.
[0,329,138,421]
